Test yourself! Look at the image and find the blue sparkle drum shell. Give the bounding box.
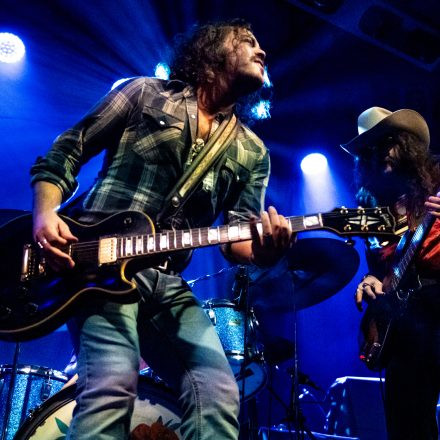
[0,365,67,440]
[13,370,182,439]
[202,299,266,400]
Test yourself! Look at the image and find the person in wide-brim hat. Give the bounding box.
[340,106,430,156]
[345,106,440,440]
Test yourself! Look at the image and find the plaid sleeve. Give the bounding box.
[226,144,270,225]
[30,77,145,201]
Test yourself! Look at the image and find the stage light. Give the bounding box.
[263,67,272,88]
[300,153,328,175]
[111,77,133,90]
[0,32,25,63]
[154,62,170,80]
[251,100,271,120]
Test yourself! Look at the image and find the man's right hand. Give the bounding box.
[33,210,78,271]
[354,274,384,312]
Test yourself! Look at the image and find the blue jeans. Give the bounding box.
[67,268,240,439]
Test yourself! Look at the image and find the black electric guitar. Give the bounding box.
[0,207,396,341]
[359,211,436,371]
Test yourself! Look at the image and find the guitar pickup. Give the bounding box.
[98,238,118,265]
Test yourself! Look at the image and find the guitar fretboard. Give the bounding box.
[95,215,325,263]
[389,213,436,291]
[62,207,394,266]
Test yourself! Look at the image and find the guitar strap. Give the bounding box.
[156,113,238,226]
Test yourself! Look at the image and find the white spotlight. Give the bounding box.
[154,62,170,80]
[0,32,25,63]
[251,100,271,120]
[300,153,328,175]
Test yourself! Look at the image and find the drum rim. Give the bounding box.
[236,361,268,401]
[202,298,237,308]
[13,375,182,440]
[0,364,68,381]
[12,384,76,440]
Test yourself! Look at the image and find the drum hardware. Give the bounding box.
[245,238,360,438]
[231,265,261,440]
[13,370,182,440]
[1,342,20,440]
[0,364,67,440]
[202,297,267,401]
[232,265,252,403]
[190,264,267,401]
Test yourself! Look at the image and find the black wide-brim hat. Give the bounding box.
[340,106,430,156]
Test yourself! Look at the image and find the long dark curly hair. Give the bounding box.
[354,131,440,225]
[169,19,271,124]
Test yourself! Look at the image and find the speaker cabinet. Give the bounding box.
[324,376,387,440]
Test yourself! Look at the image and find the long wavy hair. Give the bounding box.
[354,131,440,224]
[168,19,271,124]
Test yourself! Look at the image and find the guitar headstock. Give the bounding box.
[322,206,397,237]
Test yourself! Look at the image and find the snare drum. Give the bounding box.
[202,299,266,400]
[0,365,67,440]
[13,369,182,439]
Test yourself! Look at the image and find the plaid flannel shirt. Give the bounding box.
[30,77,270,228]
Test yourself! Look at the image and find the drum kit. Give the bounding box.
[0,237,360,439]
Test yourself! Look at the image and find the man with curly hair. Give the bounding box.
[30,19,292,439]
[342,106,440,439]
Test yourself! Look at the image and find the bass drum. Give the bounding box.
[13,369,182,439]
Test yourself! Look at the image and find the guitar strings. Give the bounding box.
[46,211,394,258]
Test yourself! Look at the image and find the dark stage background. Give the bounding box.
[1,0,439,437]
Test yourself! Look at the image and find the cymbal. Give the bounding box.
[258,333,295,365]
[249,237,360,312]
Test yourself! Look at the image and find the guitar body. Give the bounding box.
[0,206,397,342]
[0,211,158,341]
[359,294,399,371]
[358,214,435,371]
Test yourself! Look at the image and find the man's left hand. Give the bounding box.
[250,206,294,267]
[425,192,440,217]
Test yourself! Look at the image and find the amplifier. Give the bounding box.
[324,376,387,440]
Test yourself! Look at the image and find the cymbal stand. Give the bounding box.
[284,283,316,440]
[1,342,20,440]
[234,265,259,440]
[262,276,316,440]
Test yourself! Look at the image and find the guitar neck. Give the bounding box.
[66,207,395,265]
[389,213,436,291]
[92,215,323,264]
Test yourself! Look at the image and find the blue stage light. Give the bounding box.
[251,100,271,120]
[154,62,170,80]
[263,67,272,88]
[300,153,328,175]
[0,32,25,63]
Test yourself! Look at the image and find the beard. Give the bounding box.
[231,76,263,98]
